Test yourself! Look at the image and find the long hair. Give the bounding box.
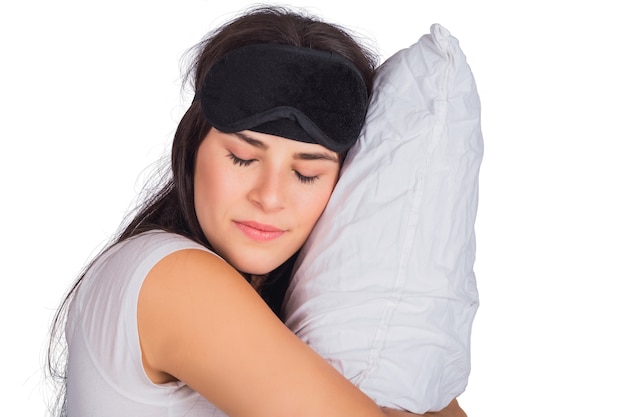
[46,5,378,416]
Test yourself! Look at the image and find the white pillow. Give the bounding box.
[281,24,483,413]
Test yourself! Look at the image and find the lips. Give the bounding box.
[234,220,285,242]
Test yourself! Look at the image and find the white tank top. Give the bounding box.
[66,230,228,416]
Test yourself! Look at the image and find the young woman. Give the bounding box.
[47,6,466,417]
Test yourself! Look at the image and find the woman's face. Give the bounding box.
[194,128,340,275]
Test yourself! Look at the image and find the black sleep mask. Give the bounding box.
[197,43,368,153]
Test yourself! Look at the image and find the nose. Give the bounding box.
[248,166,286,212]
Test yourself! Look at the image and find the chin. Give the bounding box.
[232,252,293,276]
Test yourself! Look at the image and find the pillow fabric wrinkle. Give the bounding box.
[355,95,446,387]
[282,23,482,413]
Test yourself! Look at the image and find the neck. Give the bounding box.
[250,274,267,293]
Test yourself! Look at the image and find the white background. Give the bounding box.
[2,1,625,416]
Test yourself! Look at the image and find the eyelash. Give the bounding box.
[228,153,255,167]
[294,171,319,184]
[227,153,319,184]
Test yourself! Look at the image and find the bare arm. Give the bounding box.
[138,249,387,417]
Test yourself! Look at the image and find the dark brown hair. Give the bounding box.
[46,5,377,416]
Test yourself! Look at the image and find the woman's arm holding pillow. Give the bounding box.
[138,249,390,417]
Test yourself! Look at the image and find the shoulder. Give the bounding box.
[122,230,232,315]
[138,240,247,319]
[97,230,220,282]
[137,235,257,383]
[72,230,220,328]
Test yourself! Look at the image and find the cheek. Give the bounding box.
[196,169,239,216]
[294,183,336,228]
[194,155,230,219]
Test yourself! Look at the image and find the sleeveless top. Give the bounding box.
[65,230,228,416]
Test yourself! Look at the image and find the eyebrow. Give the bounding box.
[233,132,339,163]
[294,151,339,163]
[233,132,268,150]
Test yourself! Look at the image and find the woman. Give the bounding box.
[47,6,466,417]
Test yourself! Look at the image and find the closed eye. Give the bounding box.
[229,152,319,184]
[294,170,319,184]
[228,153,255,167]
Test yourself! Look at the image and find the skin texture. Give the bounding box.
[137,129,466,416]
